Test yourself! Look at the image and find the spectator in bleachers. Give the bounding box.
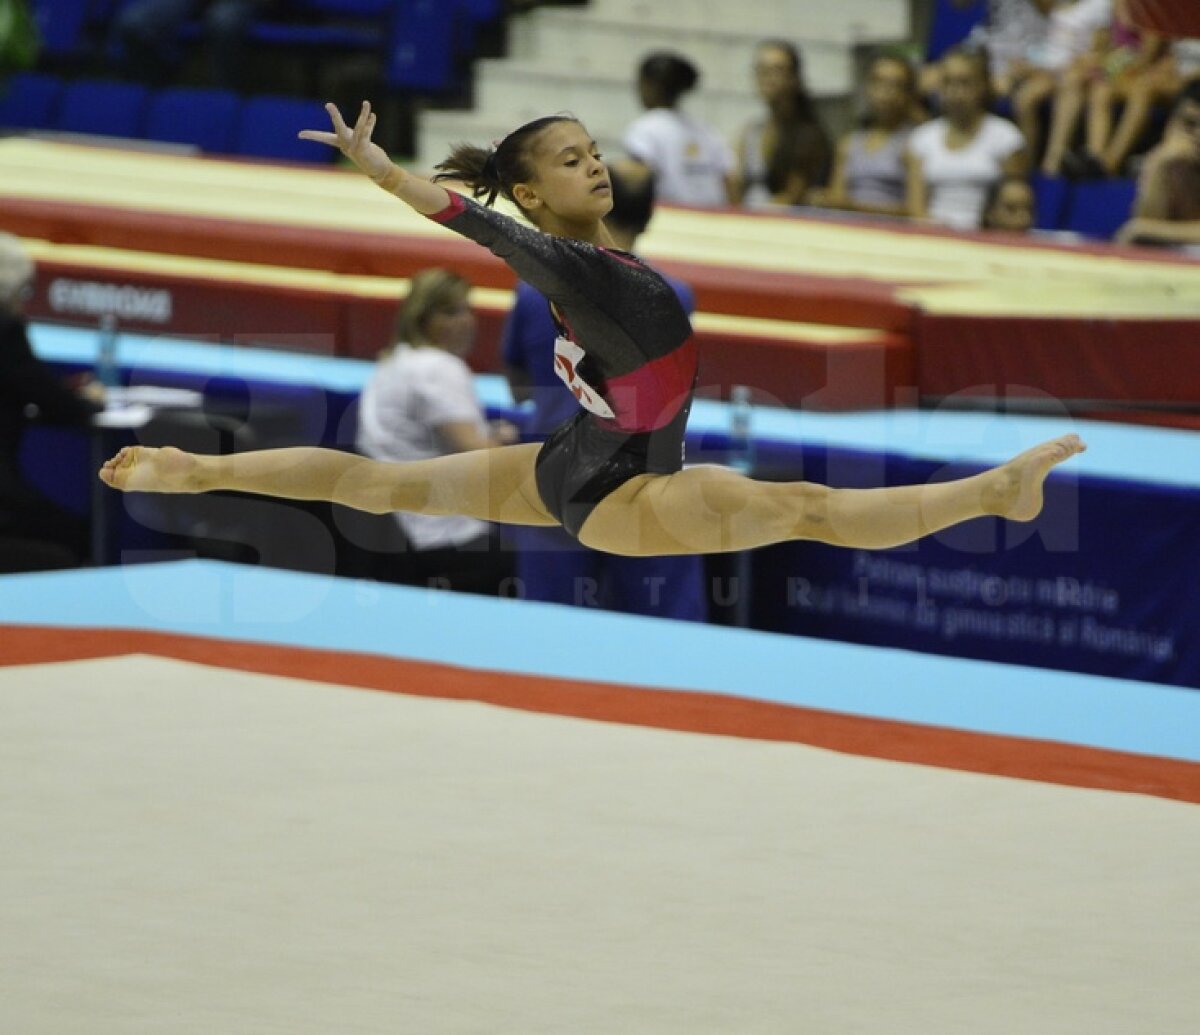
[355,269,518,594]
[811,52,919,218]
[1041,0,1172,177]
[1115,79,1200,246]
[921,0,1056,104]
[109,0,272,88]
[1167,37,1200,91]
[1009,0,1115,157]
[0,233,103,573]
[981,174,1036,230]
[907,48,1029,230]
[501,160,706,620]
[623,51,735,208]
[731,40,832,208]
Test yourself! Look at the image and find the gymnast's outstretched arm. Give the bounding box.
[299,101,449,214]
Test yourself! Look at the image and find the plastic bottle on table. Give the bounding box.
[96,314,120,389]
[728,384,755,474]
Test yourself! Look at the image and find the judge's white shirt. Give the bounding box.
[356,343,490,550]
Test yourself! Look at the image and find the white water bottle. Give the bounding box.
[96,314,119,388]
[729,384,755,474]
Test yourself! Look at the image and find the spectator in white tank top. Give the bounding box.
[907,48,1029,230]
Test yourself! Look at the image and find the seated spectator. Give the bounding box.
[1042,0,1172,177]
[981,174,1037,230]
[502,161,707,621]
[1115,79,1200,245]
[623,51,734,208]
[921,0,1056,104]
[1011,0,1116,157]
[355,269,518,595]
[813,52,920,217]
[1168,37,1200,90]
[109,0,273,88]
[731,39,832,207]
[0,233,103,573]
[907,48,1029,229]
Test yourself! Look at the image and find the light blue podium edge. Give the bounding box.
[3,559,1198,764]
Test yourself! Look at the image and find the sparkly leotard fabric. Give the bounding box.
[427,192,697,538]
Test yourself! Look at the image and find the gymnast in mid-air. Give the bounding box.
[100,101,1085,557]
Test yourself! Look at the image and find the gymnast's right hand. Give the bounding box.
[298,101,394,183]
[99,446,200,494]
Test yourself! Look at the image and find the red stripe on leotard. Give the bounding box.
[426,191,468,224]
[601,338,698,432]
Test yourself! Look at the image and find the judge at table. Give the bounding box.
[0,233,105,572]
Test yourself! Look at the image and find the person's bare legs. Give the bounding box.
[1043,69,1089,174]
[101,436,1087,557]
[1100,78,1158,176]
[99,443,558,526]
[1014,71,1058,157]
[1086,78,1116,159]
[578,435,1086,557]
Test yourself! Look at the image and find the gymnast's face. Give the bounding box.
[512,121,613,228]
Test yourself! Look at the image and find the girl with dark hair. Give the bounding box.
[100,102,1085,559]
[622,51,735,207]
[907,48,1029,229]
[732,40,832,207]
[1115,80,1200,246]
[981,175,1037,231]
[816,52,921,217]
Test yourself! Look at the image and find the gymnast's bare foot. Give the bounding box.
[984,434,1087,521]
[99,446,200,493]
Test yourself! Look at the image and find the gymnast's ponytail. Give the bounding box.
[433,114,579,210]
[433,143,503,207]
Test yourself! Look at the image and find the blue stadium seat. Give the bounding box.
[387,0,455,92]
[145,87,240,153]
[56,80,150,139]
[1031,174,1070,232]
[0,72,64,130]
[452,0,502,60]
[249,21,380,49]
[1063,180,1139,240]
[302,0,394,17]
[458,0,501,18]
[31,0,91,58]
[926,0,988,61]
[247,0,391,51]
[232,95,335,163]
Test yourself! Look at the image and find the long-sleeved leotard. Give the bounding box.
[427,192,699,537]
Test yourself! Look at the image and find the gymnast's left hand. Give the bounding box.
[99,446,201,494]
[299,101,394,183]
